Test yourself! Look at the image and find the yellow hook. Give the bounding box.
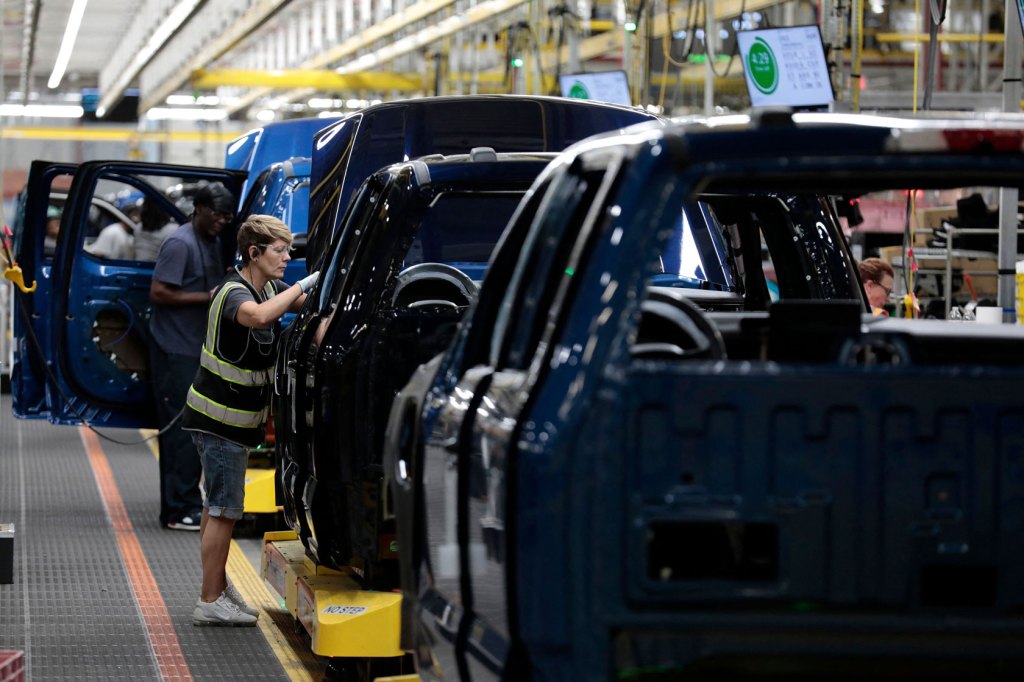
[3,264,37,293]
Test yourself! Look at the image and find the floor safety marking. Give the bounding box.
[140,428,322,680]
[226,541,321,681]
[81,427,193,681]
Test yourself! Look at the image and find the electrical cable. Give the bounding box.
[703,0,746,80]
[553,9,567,95]
[503,24,514,90]
[659,0,702,110]
[662,0,701,68]
[525,22,545,94]
[922,0,948,110]
[101,297,137,350]
[549,3,579,96]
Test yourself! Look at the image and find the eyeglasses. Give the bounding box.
[873,280,893,297]
[262,244,293,255]
[203,206,233,221]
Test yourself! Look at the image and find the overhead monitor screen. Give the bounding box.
[559,71,632,106]
[737,25,834,109]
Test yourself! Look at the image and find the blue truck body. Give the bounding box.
[385,113,1024,679]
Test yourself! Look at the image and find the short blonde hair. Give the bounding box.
[237,214,293,263]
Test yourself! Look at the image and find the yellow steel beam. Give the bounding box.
[226,0,466,114]
[875,32,1005,44]
[139,0,294,114]
[192,69,424,91]
[1,127,240,143]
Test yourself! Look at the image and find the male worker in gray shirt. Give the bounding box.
[149,183,235,530]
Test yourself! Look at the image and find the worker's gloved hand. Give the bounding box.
[297,271,320,293]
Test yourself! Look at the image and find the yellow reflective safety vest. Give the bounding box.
[182,271,283,447]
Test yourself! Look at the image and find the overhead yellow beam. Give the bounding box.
[226,0,468,114]
[192,69,424,91]
[139,0,294,114]
[875,32,1005,44]
[1,127,240,143]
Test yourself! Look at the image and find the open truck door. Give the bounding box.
[10,161,78,418]
[12,160,246,427]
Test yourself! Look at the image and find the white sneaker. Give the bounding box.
[192,592,257,627]
[224,578,259,617]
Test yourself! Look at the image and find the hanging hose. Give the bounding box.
[922,0,948,110]
[658,0,702,109]
[851,0,864,110]
[703,0,746,79]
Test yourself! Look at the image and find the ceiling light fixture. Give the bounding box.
[0,104,85,118]
[98,0,203,117]
[166,94,226,106]
[145,107,227,121]
[47,0,90,89]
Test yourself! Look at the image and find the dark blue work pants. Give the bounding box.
[150,345,203,525]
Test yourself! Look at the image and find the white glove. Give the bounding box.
[297,271,320,293]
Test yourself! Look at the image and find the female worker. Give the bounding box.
[182,214,318,626]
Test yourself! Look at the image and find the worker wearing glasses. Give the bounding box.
[858,257,895,317]
[149,182,237,533]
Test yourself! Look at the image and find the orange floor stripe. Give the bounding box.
[81,427,193,681]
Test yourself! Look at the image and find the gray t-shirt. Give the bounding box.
[149,223,224,356]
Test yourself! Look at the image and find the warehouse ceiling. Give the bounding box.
[3,0,809,122]
[3,0,999,124]
[2,0,139,96]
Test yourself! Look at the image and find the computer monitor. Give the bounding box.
[737,25,834,110]
[559,71,632,106]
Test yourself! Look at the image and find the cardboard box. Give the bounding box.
[913,206,958,248]
[883,246,999,298]
[917,205,959,230]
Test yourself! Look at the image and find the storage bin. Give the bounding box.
[0,650,24,682]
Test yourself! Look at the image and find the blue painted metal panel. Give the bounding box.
[224,117,328,202]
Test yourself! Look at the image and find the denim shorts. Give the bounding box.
[190,431,248,520]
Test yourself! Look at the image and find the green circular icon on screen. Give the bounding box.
[568,81,590,99]
[747,38,779,95]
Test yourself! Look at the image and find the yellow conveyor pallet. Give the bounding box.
[243,467,279,514]
[262,531,403,659]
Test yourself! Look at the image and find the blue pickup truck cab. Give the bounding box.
[275,151,556,588]
[225,117,324,284]
[264,96,658,574]
[384,113,1024,679]
[9,118,327,425]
